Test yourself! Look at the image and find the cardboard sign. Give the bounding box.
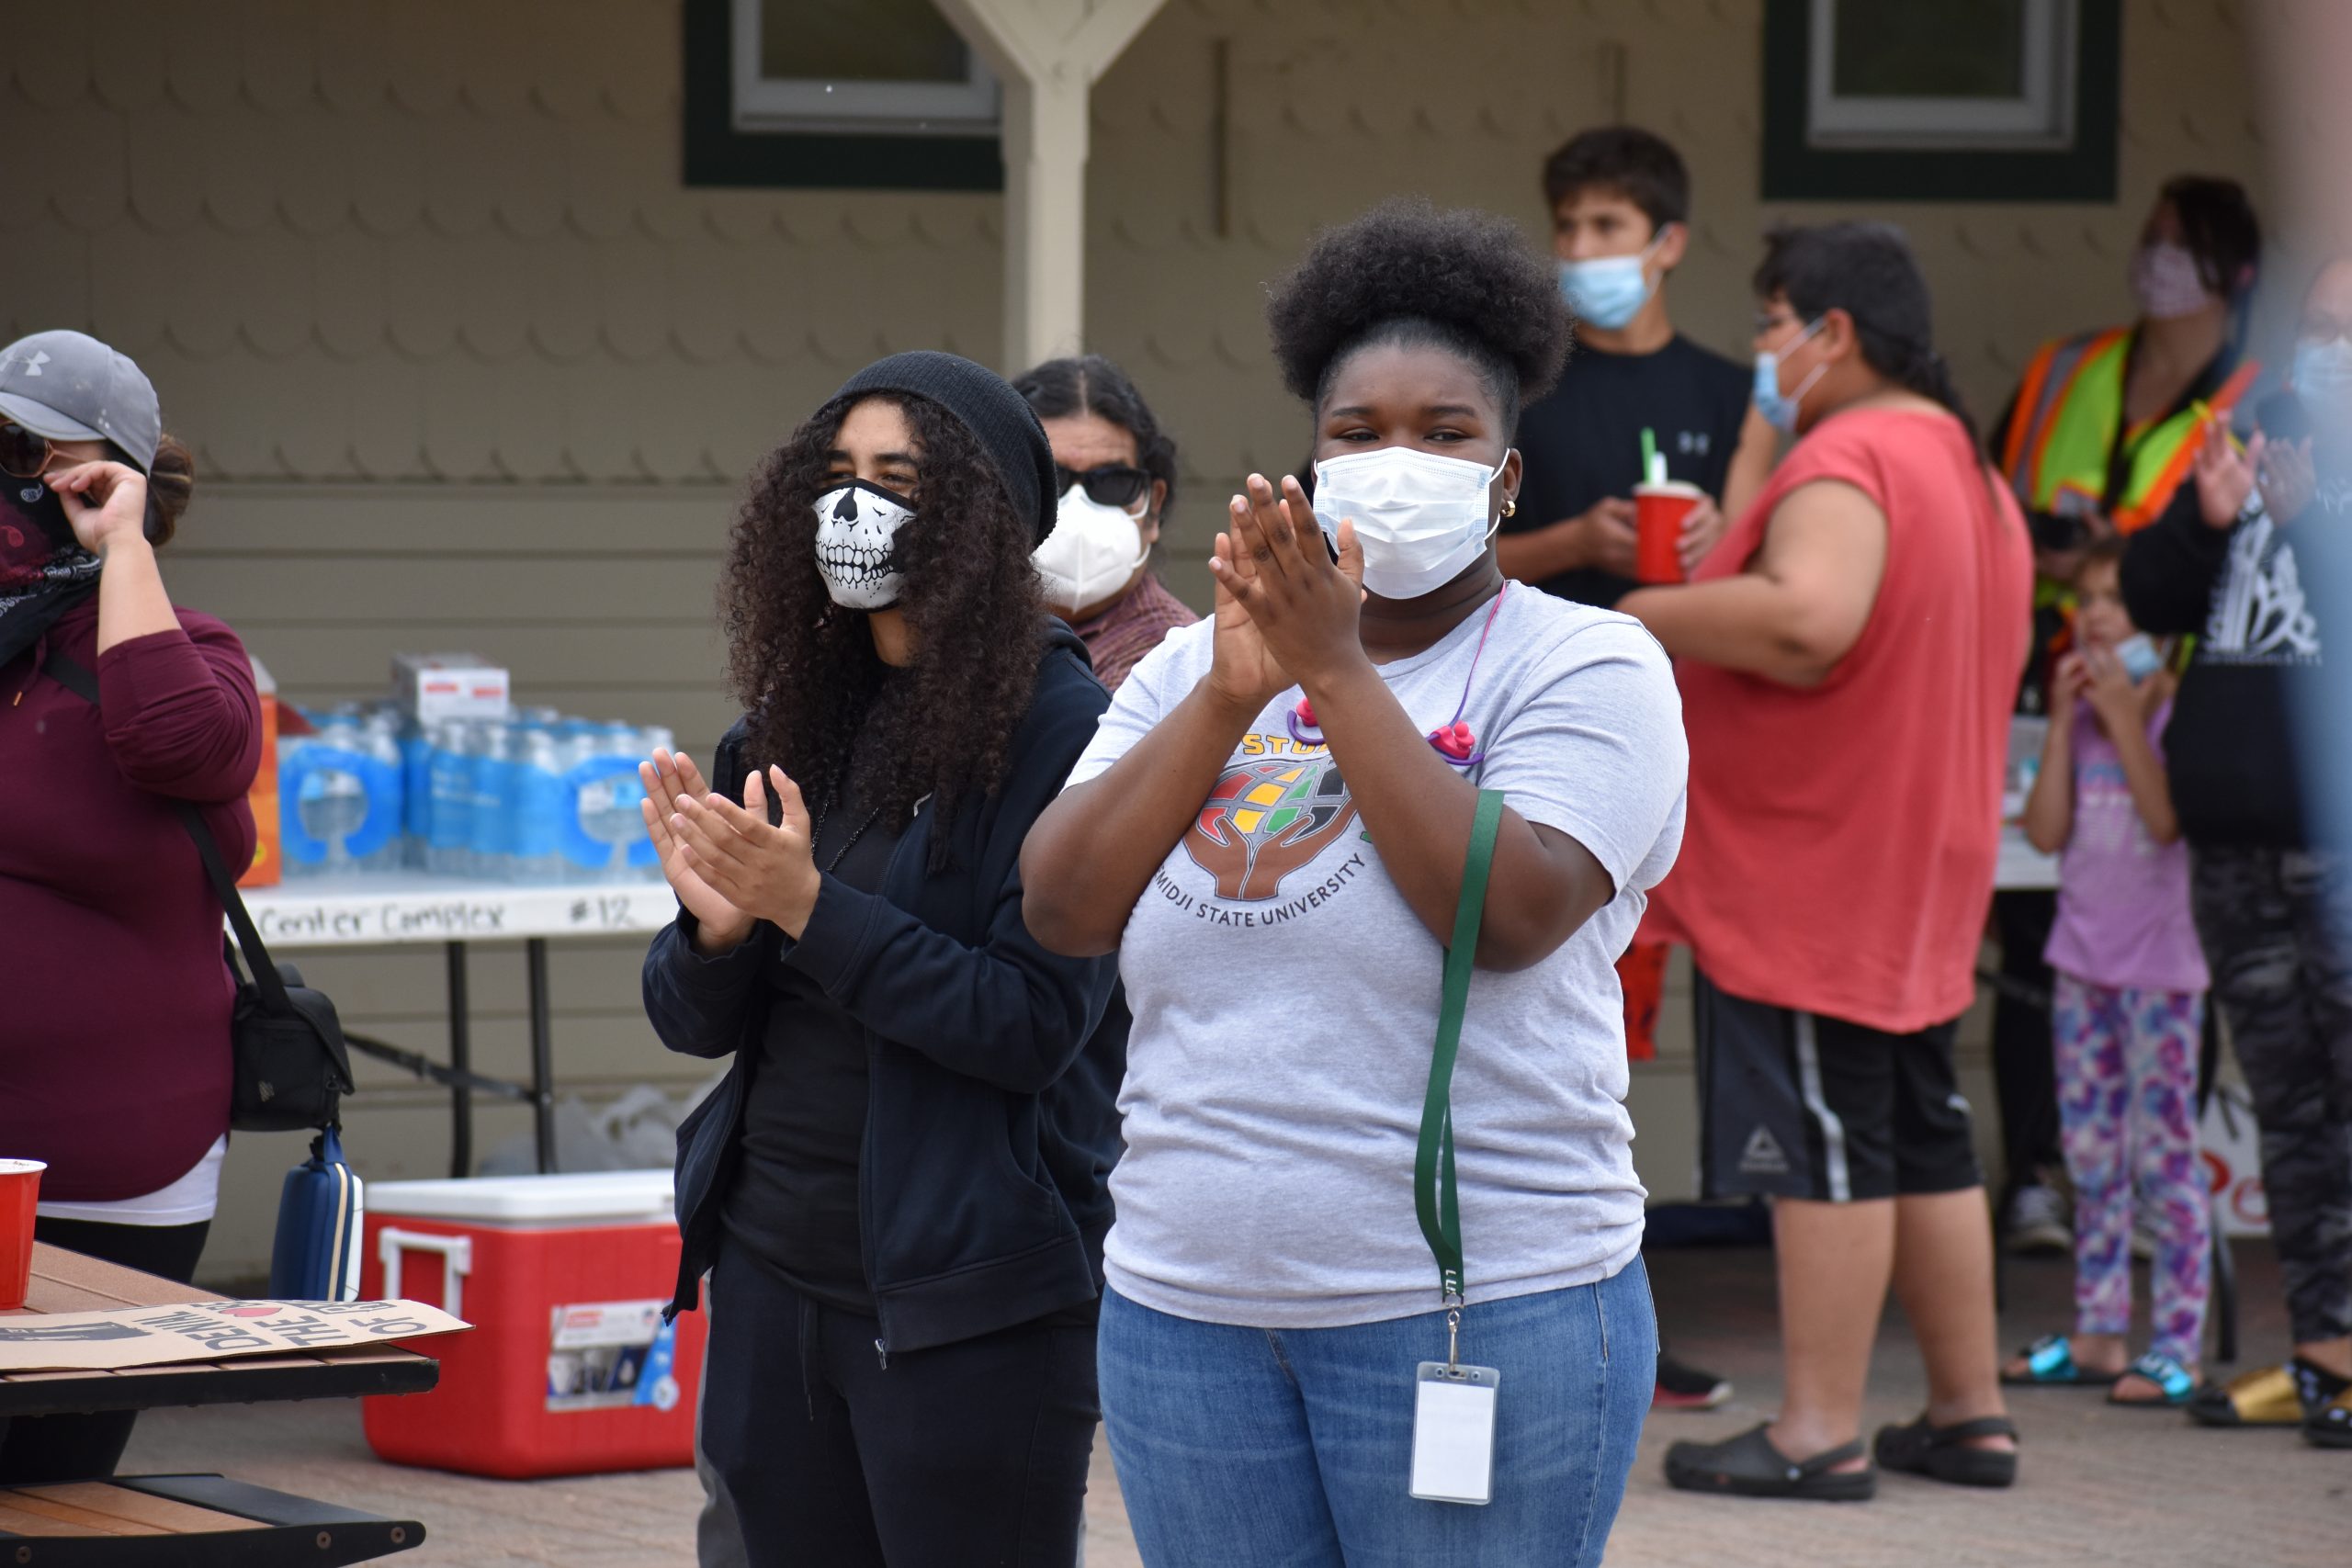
[0,1299,469,1372]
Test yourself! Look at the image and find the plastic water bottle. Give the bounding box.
[469,720,516,882]
[360,711,407,873]
[425,720,476,877]
[512,726,568,885]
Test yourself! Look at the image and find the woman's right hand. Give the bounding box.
[1202,493,1296,716]
[639,749,755,952]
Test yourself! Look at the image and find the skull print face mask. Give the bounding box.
[813,479,915,610]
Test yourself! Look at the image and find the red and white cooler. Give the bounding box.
[359,1169,707,1479]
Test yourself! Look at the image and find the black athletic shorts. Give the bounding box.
[1693,969,1982,1203]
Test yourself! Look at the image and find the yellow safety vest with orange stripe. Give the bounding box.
[1999,327,2258,535]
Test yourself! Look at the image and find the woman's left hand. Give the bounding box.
[49,460,149,556]
[668,765,825,939]
[2258,435,2316,525]
[1209,473,1368,693]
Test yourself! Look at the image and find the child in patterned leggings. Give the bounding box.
[2004,541,2211,1405]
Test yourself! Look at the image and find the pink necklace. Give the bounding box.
[1286,582,1508,768]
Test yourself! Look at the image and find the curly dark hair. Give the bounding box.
[1264,197,1574,434]
[719,390,1046,862]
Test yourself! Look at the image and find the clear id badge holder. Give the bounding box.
[1407,789,1505,1507]
[1410,1303,1498,1505]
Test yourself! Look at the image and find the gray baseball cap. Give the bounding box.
[0,331,160,473]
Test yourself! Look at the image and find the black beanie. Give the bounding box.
[832,352,1058,545]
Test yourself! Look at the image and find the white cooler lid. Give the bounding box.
[367,1169,675,1225]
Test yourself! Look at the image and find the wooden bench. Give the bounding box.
[0,1473,422,1565]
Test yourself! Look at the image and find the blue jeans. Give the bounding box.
[1099,1260,1655,1568]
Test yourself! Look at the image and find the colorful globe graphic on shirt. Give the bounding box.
[1183,755,1359,901]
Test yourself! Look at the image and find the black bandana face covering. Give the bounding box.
[0,477,102,668]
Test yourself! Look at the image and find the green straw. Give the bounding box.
[1639,426,1658,484]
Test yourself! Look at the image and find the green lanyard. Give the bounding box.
[1414,789,1503,1309]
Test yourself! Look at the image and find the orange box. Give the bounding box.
[240,662,281,888]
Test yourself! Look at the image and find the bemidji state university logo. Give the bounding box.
[1183,755,1358,901]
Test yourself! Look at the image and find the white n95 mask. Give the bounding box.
[1034,489,1149,613]
[1311,446,1500,600]
[813,480,913,610]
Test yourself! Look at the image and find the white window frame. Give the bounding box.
[730,0,999,137]
[1806,0,2076,151]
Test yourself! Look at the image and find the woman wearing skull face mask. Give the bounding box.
[1015,354,1197,692]
[1023,200,1686,1562]
[0,331,258,1483]
[639,352,1121,1568]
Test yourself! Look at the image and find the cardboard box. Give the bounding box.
[239,657,281,888]
[393,653,510,724]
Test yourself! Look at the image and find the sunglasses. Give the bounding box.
[0,421,60,481]
[1056,463,1150,509]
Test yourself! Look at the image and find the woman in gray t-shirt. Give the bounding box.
[1023,200,1687,1566]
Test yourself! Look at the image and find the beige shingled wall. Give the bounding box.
[2,1,2267,1278]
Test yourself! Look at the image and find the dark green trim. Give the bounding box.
[681,0,1002,191]
[1761,0,2120,203]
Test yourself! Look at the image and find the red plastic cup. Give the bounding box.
[1634,481,1703,584]
[0,1158,44,1310]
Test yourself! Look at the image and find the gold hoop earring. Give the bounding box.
[1501,498,1517,518]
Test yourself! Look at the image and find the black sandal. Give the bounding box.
[1664,1423,1876,1501]
[1872,1414,2019,1488]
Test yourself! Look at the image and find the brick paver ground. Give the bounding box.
[119,1242,2346,1565]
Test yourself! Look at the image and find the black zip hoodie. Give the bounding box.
[2119,399,2339,849]
[644,623,1123,1356]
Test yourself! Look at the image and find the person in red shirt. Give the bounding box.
[0,331,260,1483]
[1620,225,2033,1501]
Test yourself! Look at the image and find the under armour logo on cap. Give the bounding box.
[0,349,51,378]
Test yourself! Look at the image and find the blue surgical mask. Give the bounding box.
[1753,317,1827,434]
[2115,633,2164,683]
[1557,231,1668,331]
[2293,334,2352,428]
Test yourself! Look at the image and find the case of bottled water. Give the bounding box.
[284,698,672,885]
[280,705,406,877]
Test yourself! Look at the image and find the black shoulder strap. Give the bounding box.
[44,650,294,1014]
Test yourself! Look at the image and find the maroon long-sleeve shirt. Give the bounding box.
[2,596,260,1201]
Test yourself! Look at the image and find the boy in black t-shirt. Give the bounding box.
[1499,126,1777,609]
[1504,126,1769,1419]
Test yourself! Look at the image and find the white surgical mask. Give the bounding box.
[1034,488,1149,613]
[813,479,914,610]
[1311,446,1499,600]
[2131,242,2214,321]
[1557,230,1667,332]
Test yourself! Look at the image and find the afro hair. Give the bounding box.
[1264,197,1573,430]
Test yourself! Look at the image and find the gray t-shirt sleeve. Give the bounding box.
[1066,619,1200,790]
[1476,617,1688,896]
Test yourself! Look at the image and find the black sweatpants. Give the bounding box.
[1990,888,2063,1201]
[2192,845,2352,1345]
[0,1216,210,1483]
[699,1236,1099,1568]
